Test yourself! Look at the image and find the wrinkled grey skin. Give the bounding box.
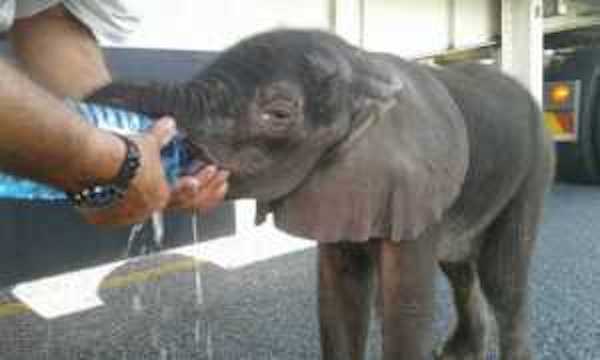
[88,30,554,360]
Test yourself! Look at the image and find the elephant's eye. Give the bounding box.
[261,107,292,121]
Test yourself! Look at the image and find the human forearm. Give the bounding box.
[0,59,124,192]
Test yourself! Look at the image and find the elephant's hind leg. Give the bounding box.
[376,236,437,360]
[435,261,491,360]
[477,183,544,360]
[318,242,376,360]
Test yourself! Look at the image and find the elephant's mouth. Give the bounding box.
[181,141,220,175]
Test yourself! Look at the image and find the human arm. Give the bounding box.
[0,58,175,225]
[3,4,228,223]
[0,58,129,192]
[0,58,229,224]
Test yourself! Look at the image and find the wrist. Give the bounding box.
[69,131,142,208]
[70,129,127,192]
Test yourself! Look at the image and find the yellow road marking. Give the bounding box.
[0,257,203,320]
[0,303,30,318]
[102,258,200,289]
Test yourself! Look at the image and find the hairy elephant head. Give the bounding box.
[89,29,467,242]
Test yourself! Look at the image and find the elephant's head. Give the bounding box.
[89,30,403,201]
[89,29,467,242]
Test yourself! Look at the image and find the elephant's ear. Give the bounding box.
[352,54,406,103]
[257,56,469,243]
[301,49,405,127]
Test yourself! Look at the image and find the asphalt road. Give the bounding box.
[0,183,599,359]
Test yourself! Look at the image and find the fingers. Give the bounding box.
[150,116,177,147]
[168,165,230,212]
[170,167,229,210]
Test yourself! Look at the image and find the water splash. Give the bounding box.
[123,213,167,357]
[192,213,204,306]
[194,268,204,307]
[126,223,145,257]
[159,347,168,360]
[206,324,214,360]
[194,319,202,346]
[170,343,178,359]
[191,212,214,359]
[125,211,165,258]
[191,212,200,244]
[151,212,165,250]
[156,285,162,304]
[151,326,160,348]
[44,323,53,360]
[132,294,144,313]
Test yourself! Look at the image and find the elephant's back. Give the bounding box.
[428,63,542,259]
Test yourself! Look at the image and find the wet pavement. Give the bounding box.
[0,183,599,359]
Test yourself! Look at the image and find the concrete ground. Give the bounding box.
[0,183,598,359]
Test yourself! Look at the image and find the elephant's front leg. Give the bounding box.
[377,237,436,360]
[318,242,376,360]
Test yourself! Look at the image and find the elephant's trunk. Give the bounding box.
[88,77,243,141]
[86,79,241,171]
[87,82,194,125]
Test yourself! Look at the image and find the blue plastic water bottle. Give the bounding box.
[0,102,189,203]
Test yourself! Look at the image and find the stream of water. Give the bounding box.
[192,212,213,360]
[123,211,212,359]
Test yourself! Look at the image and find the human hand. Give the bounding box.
[168,165,229,213]
[79,117,176,226]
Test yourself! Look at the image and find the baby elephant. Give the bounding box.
[89,29,554,360]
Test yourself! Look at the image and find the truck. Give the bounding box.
[543,1,600,183]
[544,45,600,183]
